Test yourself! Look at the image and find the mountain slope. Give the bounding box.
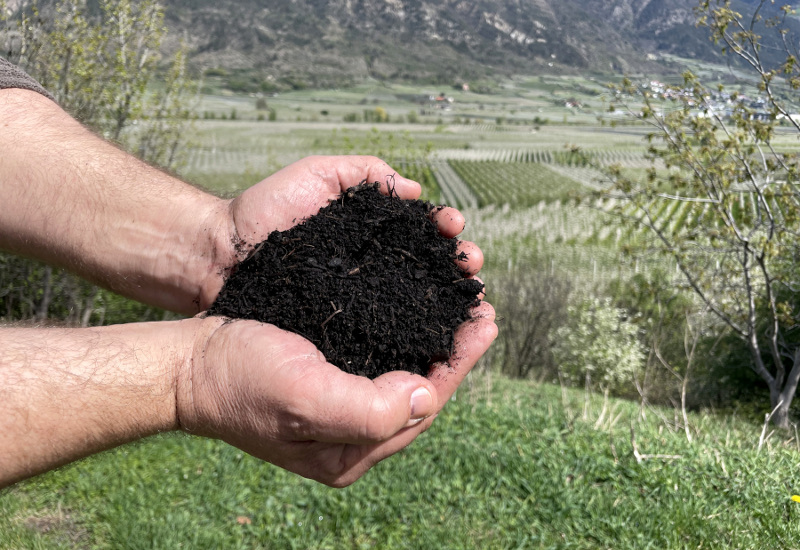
[160,0,800,85]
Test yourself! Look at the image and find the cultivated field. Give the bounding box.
[179,78,660,286]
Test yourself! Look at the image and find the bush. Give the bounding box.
[553,297,645,393]
[609,270,768,410]
[203,67,227,77]
[363,107,389,123]
[481,269,572,379]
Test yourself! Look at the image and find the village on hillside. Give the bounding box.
[634,79,800,123]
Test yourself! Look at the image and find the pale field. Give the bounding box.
[180,76,800,287]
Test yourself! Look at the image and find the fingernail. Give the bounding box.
[409,387,433,420]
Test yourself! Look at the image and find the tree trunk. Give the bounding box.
[772,353,800,429]
[35,266,53,322]
[771,397,791,430]
[81,287,99,327]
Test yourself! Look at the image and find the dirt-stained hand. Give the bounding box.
[186,155,495,485]
[178,308,496,487]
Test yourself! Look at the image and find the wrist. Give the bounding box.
[190,198,242,313]
[174,315,229,435]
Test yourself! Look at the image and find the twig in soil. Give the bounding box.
[386,174,398,199]
[321,302,343,328]
[392,247,421,263]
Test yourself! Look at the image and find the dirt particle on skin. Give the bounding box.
[208,182,483,379]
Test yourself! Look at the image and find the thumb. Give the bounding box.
[289,366,438,445]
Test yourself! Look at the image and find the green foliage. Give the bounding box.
[0,0,195,324]
[553,297,645,392]
[362,106,389,123]
[604,3,800,426]
[203,67,227,77]
[3,376,800,548]
[133,44,195,169]
[5,0,195,169]
[342,112,359,122]
[483,268,572,379]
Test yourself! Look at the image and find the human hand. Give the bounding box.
[178,301,497,487]
[185,155,495,485]
[197,155,484,309]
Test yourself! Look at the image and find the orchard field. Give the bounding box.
[180,76,660,285]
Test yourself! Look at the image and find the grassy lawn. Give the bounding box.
[2,375,799,549]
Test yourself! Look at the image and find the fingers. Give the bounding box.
[429,207,483,276]
[431,206,466,238]
[223,321,438,446]
[428,313,498,404]
[471,299,495,320]
[456,240,484,276]
[286,366,438,445]
[325,155,422,199]
[314,309,499,487]
[312,424,428,487]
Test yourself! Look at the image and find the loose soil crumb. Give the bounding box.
[208,182,483,379]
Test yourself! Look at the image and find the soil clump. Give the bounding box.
[208,182,483,379]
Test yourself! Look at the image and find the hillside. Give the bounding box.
[159,0,800,88]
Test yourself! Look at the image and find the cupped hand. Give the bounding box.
[178,301,496,487]
[231,155,423,240]
[186,155,494,485]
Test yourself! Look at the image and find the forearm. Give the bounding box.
[0,89,235,314]
[0,319,203,488]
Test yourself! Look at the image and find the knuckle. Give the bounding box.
[360,395,395,442]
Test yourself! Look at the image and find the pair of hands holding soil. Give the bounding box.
[0,89,496,489]
[188,156,497,486]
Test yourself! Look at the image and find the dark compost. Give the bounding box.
[207,182,484,379]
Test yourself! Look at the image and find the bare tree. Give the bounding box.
[605,1,800,427]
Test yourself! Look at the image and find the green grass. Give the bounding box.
[2,376,799,549]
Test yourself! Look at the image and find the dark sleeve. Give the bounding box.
[0,57,54,100]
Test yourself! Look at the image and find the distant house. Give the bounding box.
[751,111,772,121]
[434,93,454,111]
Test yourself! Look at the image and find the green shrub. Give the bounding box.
[553,297,645,392]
